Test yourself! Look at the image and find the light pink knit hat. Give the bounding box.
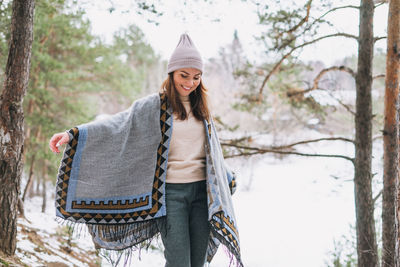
[167,33,203,74]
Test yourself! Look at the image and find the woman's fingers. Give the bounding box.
[49,132,68,153]
[49,134,61,153]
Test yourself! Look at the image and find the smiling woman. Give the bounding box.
[49,33,242,267]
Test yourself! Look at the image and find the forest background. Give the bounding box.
[0,0,396,266]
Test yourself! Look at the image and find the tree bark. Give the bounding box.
[0,0,35,256]
[382,1,400,266]
[354,0,379,267]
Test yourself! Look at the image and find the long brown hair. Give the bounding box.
[160,72,210,121]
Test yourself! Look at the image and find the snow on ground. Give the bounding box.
[16,195,100,267]
[228,155,355,267]
[16,137,382,267]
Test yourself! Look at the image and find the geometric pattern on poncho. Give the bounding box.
[203,120,242,266]
[55,92,171,224]
[210,211,241,262]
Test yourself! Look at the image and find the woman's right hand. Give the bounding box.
[49,132,70,153]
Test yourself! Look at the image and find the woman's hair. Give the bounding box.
[161,72,210,121]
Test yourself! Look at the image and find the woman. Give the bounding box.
[49,33,243,267]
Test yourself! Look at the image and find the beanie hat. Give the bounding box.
[167,33,203,74]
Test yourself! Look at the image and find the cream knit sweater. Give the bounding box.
[166,95,206,183]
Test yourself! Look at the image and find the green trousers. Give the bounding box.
[160,180,210,267]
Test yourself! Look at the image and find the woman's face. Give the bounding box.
[172,68,202,97]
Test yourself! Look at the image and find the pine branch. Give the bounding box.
[258,33,358,101]
[275,0,313,41]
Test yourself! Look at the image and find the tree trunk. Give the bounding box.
[22,154,35,202]
[382,0,400,266]
[41,160,47,213]
[354,0,379,266]
[0,0,35,256]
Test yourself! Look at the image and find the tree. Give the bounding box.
[0,0,160,216]
[0,0,35,256]
[353,2,378,266]
[220,1,386,266]
[382,0,400,266]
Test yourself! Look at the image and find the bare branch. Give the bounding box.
[270,136,355,148]
[317,5,360,17]
[221,136,354,146]
[303,5,360,36]
[282,5,360,51]
[287,66,356,97]
[221,136,354,161]
[219,136,252,144]
[311,5,360,23]
[373,189,383,204]
[275,4,359,51]
[312,66,356,88]
[374,36,387,42]
[258,33,358,101]
[373,134,382,141]
[324,89,356,115]
[222,143,354,162]
[285,70,382,115]
[374,1,388,9]
[373,74,385,80]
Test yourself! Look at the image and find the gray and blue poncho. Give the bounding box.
[55,92,242,266]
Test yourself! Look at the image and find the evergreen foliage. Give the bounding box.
[0,0,158,185]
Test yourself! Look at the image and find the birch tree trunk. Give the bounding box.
[0,0,35,255]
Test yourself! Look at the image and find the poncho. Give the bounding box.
[55,92,243,266]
